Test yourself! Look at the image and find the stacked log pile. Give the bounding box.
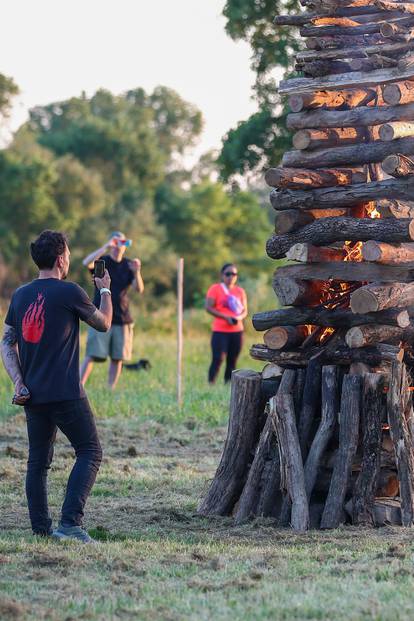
[199,0,414,531]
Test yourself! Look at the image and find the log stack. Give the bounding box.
[199,0,414,531]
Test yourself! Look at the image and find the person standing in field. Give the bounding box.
[0,230,112,543]
[80,231,144,390]
[205,263,248,384]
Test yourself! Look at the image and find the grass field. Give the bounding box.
[2,321,414,620]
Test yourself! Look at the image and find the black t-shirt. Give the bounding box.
[92,255,134,325]
[5,278,96,405]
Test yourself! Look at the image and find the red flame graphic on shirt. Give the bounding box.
[22,293,45,343]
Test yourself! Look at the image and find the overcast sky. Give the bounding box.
[1,0,259,161]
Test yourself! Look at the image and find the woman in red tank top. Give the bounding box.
[205,263,248,384]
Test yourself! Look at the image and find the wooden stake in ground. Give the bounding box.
[177,257,184,409]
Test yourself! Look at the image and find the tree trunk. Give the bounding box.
[321,375,362,529]
[352,374,384,526]
[350,282,414,313]
[198,370,263,516]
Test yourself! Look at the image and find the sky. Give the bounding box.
[1,0,259,161]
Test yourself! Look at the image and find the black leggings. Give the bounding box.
[208,331,243,384]
[24,398,102,535]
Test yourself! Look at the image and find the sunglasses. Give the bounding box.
[224,272,238,277]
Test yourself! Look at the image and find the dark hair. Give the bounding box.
[221,263,236,273]
[30,230,68,269]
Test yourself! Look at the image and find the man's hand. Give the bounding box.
[94,269,111,291]
[12,379,30,406]
[129,258,141,273]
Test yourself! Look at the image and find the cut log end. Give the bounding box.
[351,289,379,314]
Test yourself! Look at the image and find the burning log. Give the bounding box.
[275,263,414,285]
[267,217,414,259]
[252,307,410,330]
[362,240,414,263]
[376,199,414,218]
[352,373,384,526]
[286,243,346,262]
[198,370,263,516]
[265,166,366,189]
[345,324,406,347]
[292,127,366,150]
[382,153,414,176]
[387,361,414,526]
[250,343,404,366]
[350,282,414,313]
[288,88,376,112]
[320,375,362,529]
[263,326,309,350]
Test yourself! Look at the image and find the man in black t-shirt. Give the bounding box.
[80,231,144,389]
[0,230,113,543]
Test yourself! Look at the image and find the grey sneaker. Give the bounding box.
[52,525,97,544]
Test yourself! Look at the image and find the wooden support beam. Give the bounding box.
[352,374,383,526]
[266,217,414,259]
[252,307,410,331]
[345,324,406,347]
[362,240,414,263]
[270,178,414,211]
[351,282,414,313]
[287,101,414,130]
[320,375,362,529]
[282,135,414,169]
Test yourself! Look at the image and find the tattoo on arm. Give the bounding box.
[2,326,17,347]
[1,325,22,385]
[85,308,111,332]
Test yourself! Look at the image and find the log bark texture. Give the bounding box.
[198,370,263,516]
[352,374,384,526]
[382,154,414,177]
[321,375,362,529]
[293,127,366,150]
[350,282,414,313]
[265,167,366,189]
[274,263,414,285]
[362,240,414,263]
[288,89,376,112]
[345,324,405,348]
[264,326,309,350]
[273,277,326,307]
[286,243,346,262]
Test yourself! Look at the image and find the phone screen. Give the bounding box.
[94,260,105,279]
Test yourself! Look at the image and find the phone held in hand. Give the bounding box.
[94,259,105,279]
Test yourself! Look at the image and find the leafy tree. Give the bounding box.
[219,0,301,179]
[0,73,19,121]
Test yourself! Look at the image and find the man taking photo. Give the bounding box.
[80,231,144,390]
[1,230,112,543]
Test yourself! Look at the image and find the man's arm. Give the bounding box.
[130,259,144,293]
[84,269,113,332]
[82,242,110,269]
[1,324,30,405]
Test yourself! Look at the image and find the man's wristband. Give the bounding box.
[99,288,111,296]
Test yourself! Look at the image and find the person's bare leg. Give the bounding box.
[80,357,94,386]
[108,360,123,390]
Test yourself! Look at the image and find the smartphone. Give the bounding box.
[94,259,105,279]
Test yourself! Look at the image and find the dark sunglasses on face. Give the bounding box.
[224,272,237,277]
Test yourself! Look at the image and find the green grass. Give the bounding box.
[2,324,414,620]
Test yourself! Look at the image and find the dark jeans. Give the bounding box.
[24,398,102,535]
[208,331,243,384]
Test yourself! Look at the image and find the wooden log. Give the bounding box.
[362,240,414,263]
[274,11,398,26]
[377,1,414,15]
[379,122,414,141]
[266,217,414,259]
[286,243,346,262]
[301,16,414,37]
[288,89,376,112]
[282,136,414,170]
[298,356,323,460]
[275,208,353,234]
[377,199,414,218]
[270,178,414,211]
[252,307,410,331]
[305,33,384,51]
[352,373,384,526]
[279,67,414,96]
[262,363,284,379]
[264,326,309,350]
[320,375,362,529]
[382,80,414,104]
[265,167,366,189]
[274,263,414,286]
[304,365,339,499]
[296,39,414,63]
[198,370,263,516]
[287,101,414,131]
[292,127,366,150]
[345,325,406,347]
[387,361,414,526]
[273,277,326,307]
[351,282,414,313]
[272,370,309,532]
[234,413,282,524]
[382,154,414,176]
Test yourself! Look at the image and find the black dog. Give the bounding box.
[123,359,152,371]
